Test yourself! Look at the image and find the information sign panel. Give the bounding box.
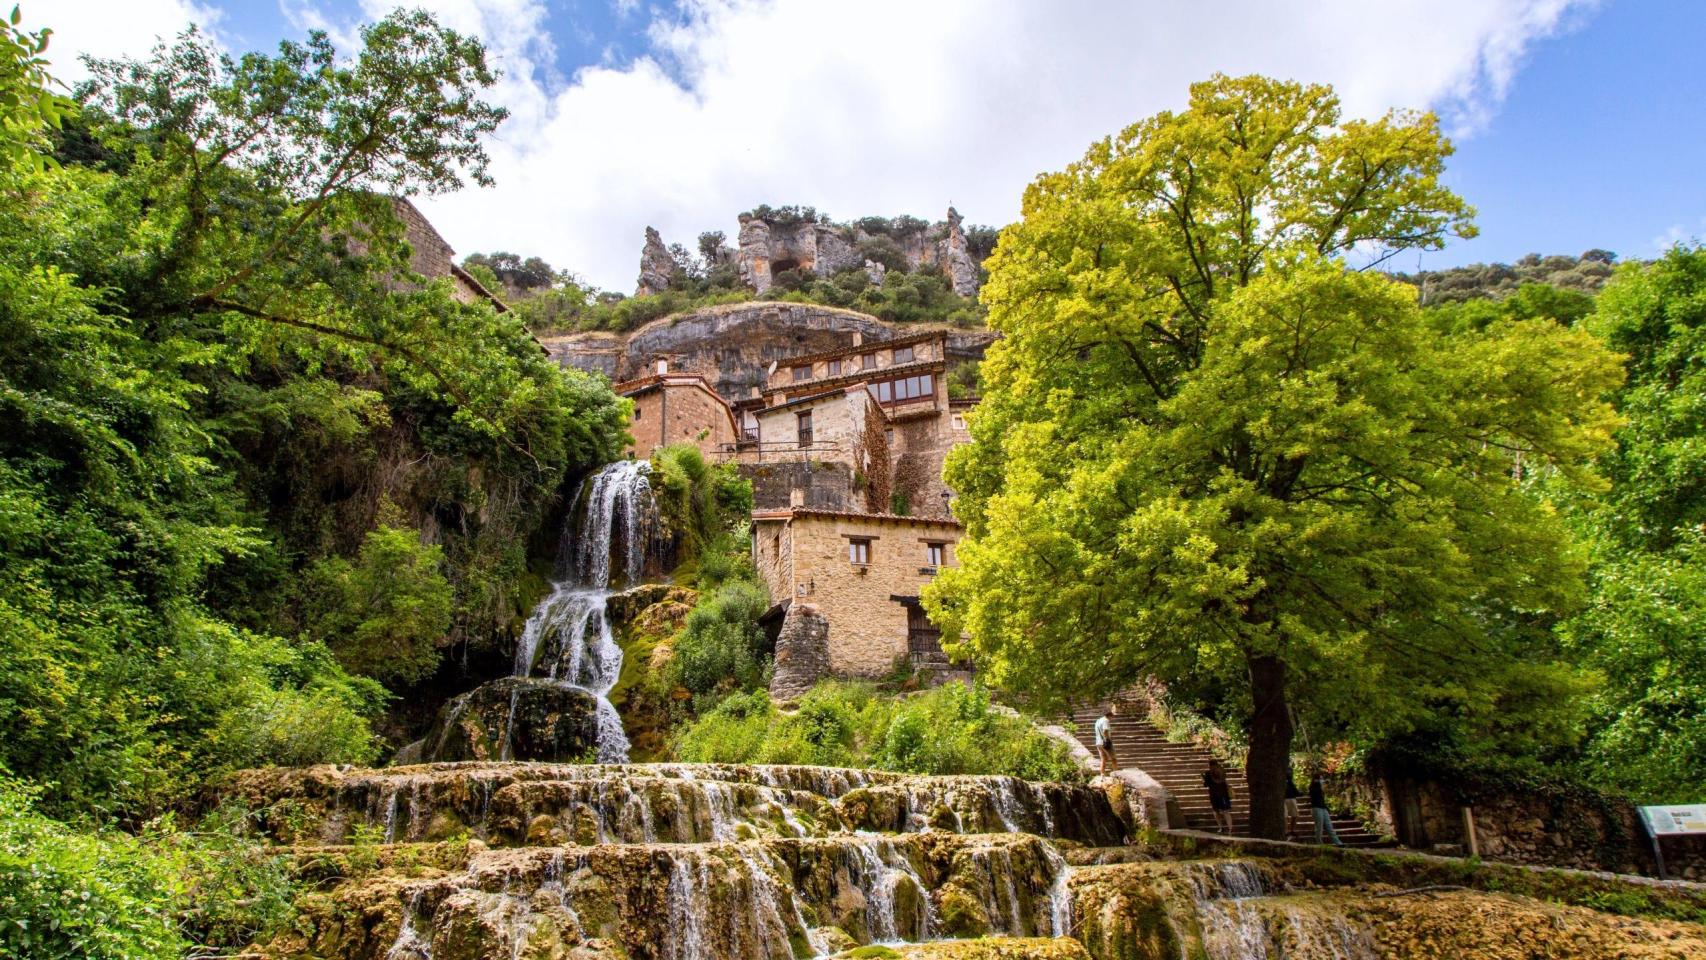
[1641,805,1706,837]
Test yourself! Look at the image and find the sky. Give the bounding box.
[34,0,1706,291]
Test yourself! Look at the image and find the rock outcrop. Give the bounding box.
[652,206,991,298]
[943,207,980,298]
[395,677,601,765]
[865,257,888,287]
[635,225,677,296]
[541,302,996,403]
[770,602,832,700]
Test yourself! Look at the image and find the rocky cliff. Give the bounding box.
[540,302,995,402]
[640,206,989,298]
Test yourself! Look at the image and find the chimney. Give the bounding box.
[789,487,805,507]
[656,358,668,375]
[852,331,863,347]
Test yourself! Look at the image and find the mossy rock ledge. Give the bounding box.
[394,677,601,765]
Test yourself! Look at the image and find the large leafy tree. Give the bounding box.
[0,7,627,817]
[1561,247,1706,800]
[923,75,1623,837]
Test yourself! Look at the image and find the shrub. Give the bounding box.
[672,580,771,698]
[0,779,297,960]
[303,519,454,686]
[670,681,1082,781]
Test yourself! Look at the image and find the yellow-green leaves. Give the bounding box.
[928,75,1620,756]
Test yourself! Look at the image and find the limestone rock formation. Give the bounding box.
[540,302,997,403]
[736,214,773,292]
[943,206,980,298]
[770,602,831,700]
[864,257,888,287]
[710,206,991,297]
[635,225,677,296]
[396,677,601,764]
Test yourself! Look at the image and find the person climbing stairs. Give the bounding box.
[1066,699,1386,847]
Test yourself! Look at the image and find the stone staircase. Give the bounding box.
[1066,702,1384,847]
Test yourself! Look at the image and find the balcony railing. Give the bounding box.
[721,439,845,463]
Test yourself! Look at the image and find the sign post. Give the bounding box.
[1638,804,1706,881]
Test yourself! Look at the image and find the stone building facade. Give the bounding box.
[738,331,957,518]
[614,369,738,461]
[752,508,962,684]
[390,197,510,309]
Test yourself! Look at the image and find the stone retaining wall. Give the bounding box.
[1332,768,1706,881]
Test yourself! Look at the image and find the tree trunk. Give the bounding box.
[1244,652,1294,840]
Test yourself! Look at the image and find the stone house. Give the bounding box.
[390,197,510,310]
[753,508,962,697]
[736,330,962,518]
[614,366,738,461]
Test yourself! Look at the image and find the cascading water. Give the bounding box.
[505,460,661,764]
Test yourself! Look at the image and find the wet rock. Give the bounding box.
[829,938,1092,959]
[412,678,601,765]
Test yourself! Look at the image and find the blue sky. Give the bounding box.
[42,1,1706,288]
[1426,0,1706,271]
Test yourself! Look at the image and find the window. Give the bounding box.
[828,359,842,376]
[792,365,812,382]
[796,410,813,448]
[884,428,895,446]
[871,373,936,405]
[925,542,946,567]
[633,406,642,420]
[862,353,877,370]
[951,414,965,430]
[848,538,871,565]
[742,412,759,442]
[893,345,915,364]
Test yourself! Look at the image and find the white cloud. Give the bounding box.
[36,0,1598,290]
[1651,219,1705,253]
[33,0,223,83]
[416,0,1598,290]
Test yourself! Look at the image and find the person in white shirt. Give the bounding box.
[1093,707,1118,774]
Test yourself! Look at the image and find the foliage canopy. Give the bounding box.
[923,74,1622,837]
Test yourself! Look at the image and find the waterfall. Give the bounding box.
[508,460,662,764]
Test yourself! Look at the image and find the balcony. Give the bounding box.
[721,439,845,464]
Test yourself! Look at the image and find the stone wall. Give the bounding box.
[1335,768,1706,880]
[742,460,859,512]
[890,413,955,519]
[769,603,830,700]
[760,512,961,677]
[622,380,736,460]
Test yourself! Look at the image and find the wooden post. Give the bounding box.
[1461,805,1479,858]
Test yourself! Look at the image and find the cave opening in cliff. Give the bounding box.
[771,257,801,274]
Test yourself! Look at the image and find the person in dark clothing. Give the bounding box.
[1309,773,1344,846]
[1284,761,1304,841]
[1203,759,1235,834]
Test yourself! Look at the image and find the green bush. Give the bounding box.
[303,518,454,686]
[0,779,297,960]
[651,443,752,573]
[672,580,772,698]
[671,681,1082,781]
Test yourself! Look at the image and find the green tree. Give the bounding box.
[1560,247,1706,799]
[305,518,454,685]
[922,75,1622,838]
